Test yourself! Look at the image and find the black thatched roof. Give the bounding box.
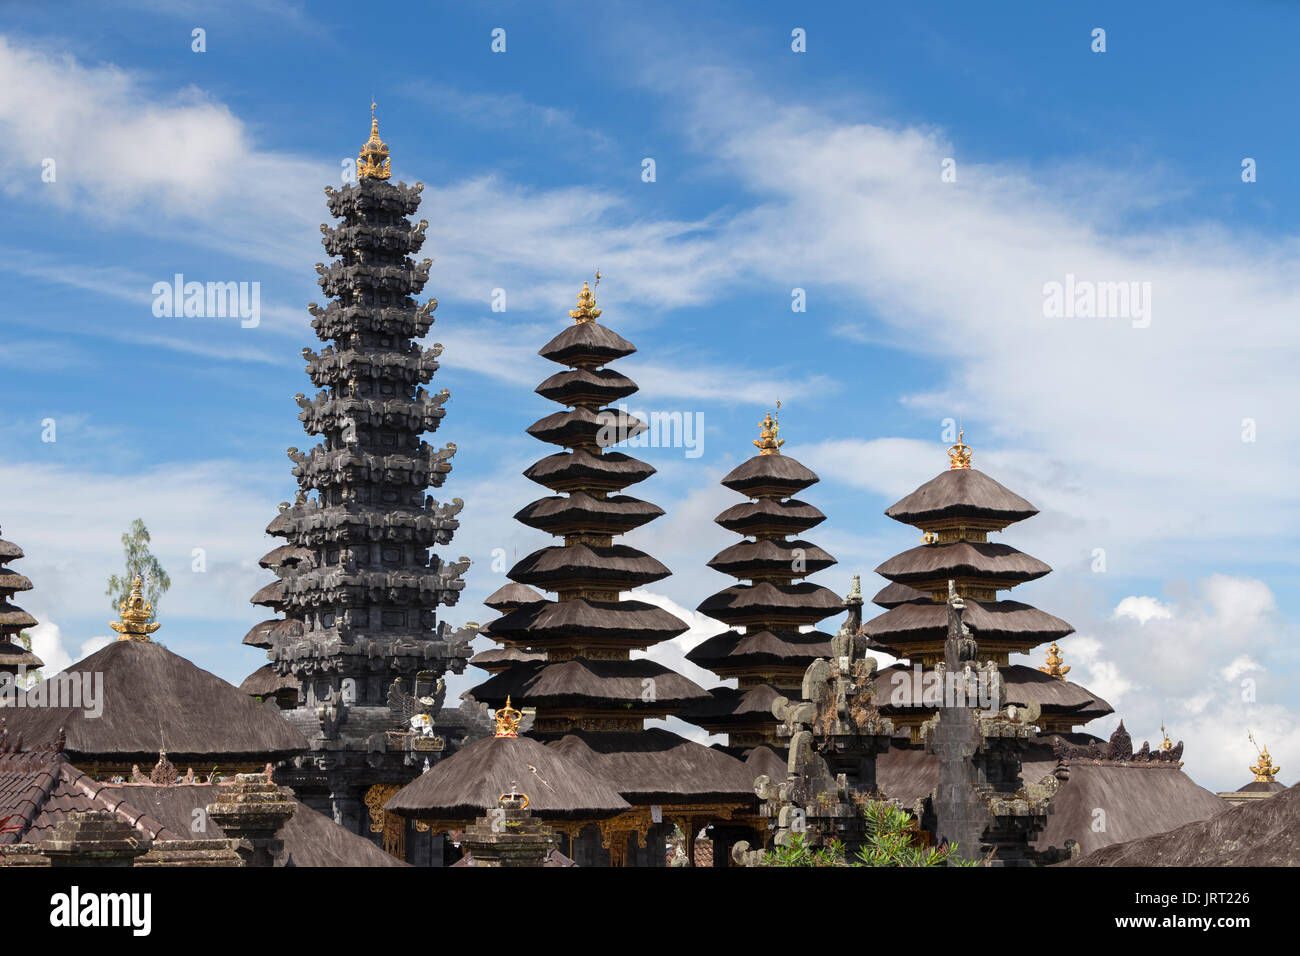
[486,597,688,647]
[862,598,1073,647]
[871,581,928,608]
[385,733,631,819]
[707,538,836,578]
[871,663,1112,722]
[714,497,825,536]
[238,663,300,698]
[468,646,545,674]
[538,320,636,367]
[241,617,303,649]
[525,449,655,493]
[548,729,758,804]
[875,541,1050,587]
[885,468,1037,527]
[680,683,783,725]
[509,542,671,589]
[697,581,843,628]
[720,454,819,498]
[686,628,833,670]
[483,582,547,612]
[1067,782,1296,866]
[257,544,314,569]
[527,406,647,448]
[0,639,42,670]
[744,743,788,782]
[515,493,665,536]
[469,658,710,709]
[535,367,638,406]
[5,640,307,764]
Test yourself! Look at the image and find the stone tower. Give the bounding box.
[245,105,471,838]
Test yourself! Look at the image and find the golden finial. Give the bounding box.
[1038,641,1070,679]
[358,99,391,180]
[110,575,161,642]
[1248,732,1280,782]
[753,404,784,456]
[948,428,973,470]
[1158,723,1173,752]
[569,279,602,323]
[494,696,523,738]
[921,532,938,545]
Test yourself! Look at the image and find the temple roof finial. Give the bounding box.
[110,575,161,642]
[948,428,973,470]
[1038,641,1070,679]
[1248,732,1280,782]
[358,99,391,180]
[494,696,522,737]
[753,401,784,456]
[569,278,602,323]
[1158,722,1174,752]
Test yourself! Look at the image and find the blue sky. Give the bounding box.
[2,1,1298,791]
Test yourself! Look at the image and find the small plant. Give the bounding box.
[758,802,978,867]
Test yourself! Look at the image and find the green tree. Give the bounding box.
[760,802,979,867]
[16,630,41,685]
[106,518,171,616]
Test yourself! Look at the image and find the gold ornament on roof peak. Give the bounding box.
[110,575,161,642]
[358,99,391,181]
[494,696,523,737]
[1248,732,1280,782]
[948,429,973,470]
[754,400,784,456]
[1038,641,1070,679]
[569,279,602,323]
[1158,723,1174,752]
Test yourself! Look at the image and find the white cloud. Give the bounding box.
[26,619,111,676]
[1114,595,1174,625]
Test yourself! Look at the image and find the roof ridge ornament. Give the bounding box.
[753,401,784,456]
[494,696,523,737]
[1248,732,1280,782]
[358,99,391,181]
[110,575,161,642]
[948,428,973,470]
[569,276,602,323]
[1038,641,1070,679]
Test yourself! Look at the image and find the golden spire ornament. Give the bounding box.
[754,401,784,456]
[1038,641,1070,679]
[569,278,602,323]
[1248,732,1280,783]
[110,575,161,642]
[1158,723,1174,752]
[494,696,523,737]
[947,428,973,470]
[357,99,391,180]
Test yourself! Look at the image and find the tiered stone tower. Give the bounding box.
[863,433,1112,740]
[0,528,42,679]
[245,106,471,836]
[469,280,754,866]
[681,414,844,770]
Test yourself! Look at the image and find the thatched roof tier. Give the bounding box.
[250,580,287,611]
[526,407,647,449]
[482,582,546,613]
[0,571,32,593]
[535,367,639,406]
[509,543,671,590]
[680,684,783,725]
[870,663,1111,725]
[515,492,664,536]
[861,599,1073,649]
[871,581,927,608]
[469,658,710,711]
[0,539,23,561]
[469,646,545,674]
[720,454,819,498]
[706,538,836,579]
[1067,781,1291,866]
[538,320,636,367]
[242,617,304,649]
[686,628,833,671]
[744,743,788,781]
[4,641,307,765]
[1236,779,1286,794]
[238,663,300,698]
[525,449,656,493]
[884,468,1037,528]
[486,597,688,648]
[875,541,1050,590]
[257,544,314,570]
[385,732,630,819]
[0,603,38,631]
[0,639,42,670]
[714,497,825,536]
[548,729,757,804]
[697,581,844,628]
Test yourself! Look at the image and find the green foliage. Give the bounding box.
[106,518,171,615]
[16,631,41,684]
[759,802,977,867]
